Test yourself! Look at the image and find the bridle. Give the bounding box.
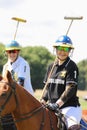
[0,81,46,130]
[0,81,18,113]
[0,81,44,119]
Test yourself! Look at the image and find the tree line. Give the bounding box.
[0,43,87,90]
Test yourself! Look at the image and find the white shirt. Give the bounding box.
[2,56,34,95]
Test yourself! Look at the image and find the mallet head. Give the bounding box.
[12,17,27,23]
[64,16,83,20]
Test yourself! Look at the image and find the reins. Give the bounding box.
[1,106,44,125]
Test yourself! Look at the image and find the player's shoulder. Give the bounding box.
[67,59,78,72]
[19,56,29,65]
[69,59,78,67]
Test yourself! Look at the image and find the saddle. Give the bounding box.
[46,104,67,130]
[55,109,67,130]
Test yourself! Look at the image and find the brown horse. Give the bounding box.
[0,70,58,130]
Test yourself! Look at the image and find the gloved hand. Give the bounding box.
[46,103,59,111]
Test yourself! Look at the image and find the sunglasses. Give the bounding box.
[6,50,19,54]
[56,46,70,52]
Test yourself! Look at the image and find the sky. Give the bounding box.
[0,0,87,63]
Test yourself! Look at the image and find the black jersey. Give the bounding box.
[42,57,80,108]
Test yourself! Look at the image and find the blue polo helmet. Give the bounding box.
[53,35,74,49]
[5,40,21,51]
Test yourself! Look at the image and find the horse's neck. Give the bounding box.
[13,85,41,115]
[12,85,45,130]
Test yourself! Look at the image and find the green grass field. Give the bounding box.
[77,90,87,110]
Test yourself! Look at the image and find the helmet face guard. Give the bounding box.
[53,35,74,49]
[5,40,21,51]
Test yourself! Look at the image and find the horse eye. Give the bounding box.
[1,93,7,98]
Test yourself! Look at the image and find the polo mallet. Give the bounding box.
[41,57,58,99]
[64,16,83,35]
[12,17,27,40]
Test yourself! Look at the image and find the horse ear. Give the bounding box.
[5,70,13,82]
[0,75,3,81]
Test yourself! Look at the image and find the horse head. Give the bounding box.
[0,70,17,116]
[0,70,58,130]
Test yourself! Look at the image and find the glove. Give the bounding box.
[18,77,24,86]
[47,103,59,111]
